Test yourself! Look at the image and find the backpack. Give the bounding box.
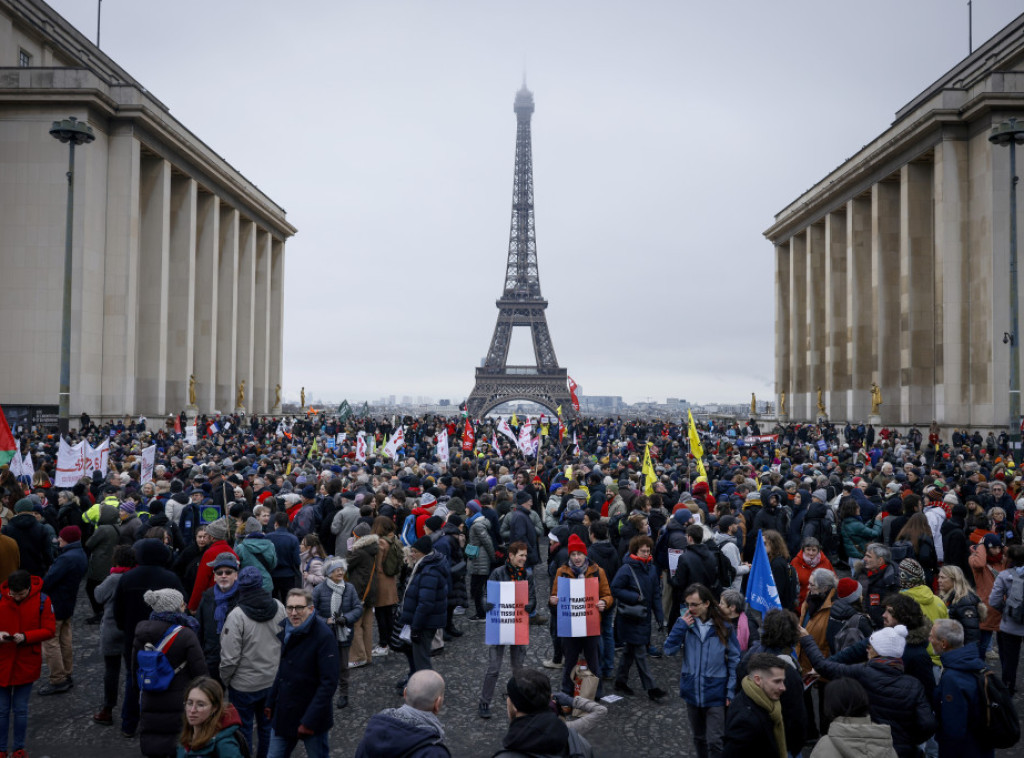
[382,535,404,577]
[1005,570,1024,625]
[399,514,419,547]
[833,612,869,650]
[704,540,737,595]
[889,540,915,565]
[136,625,187,692]
[971,668,1021,749]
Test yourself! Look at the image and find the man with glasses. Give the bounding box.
[196,553,240,684]
[266,588,338,758]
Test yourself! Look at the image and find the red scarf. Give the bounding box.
[630,554,652,565]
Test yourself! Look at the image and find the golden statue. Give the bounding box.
[750,393,757,416]
[274,383,282,408]
[236,380,246,408]
[817,386,826,417]
[780,391,786,415]
[871,383,882,415]
[188,374,196,406]
[300,386,305,408]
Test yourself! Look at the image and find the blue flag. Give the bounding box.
[745,530,782,614]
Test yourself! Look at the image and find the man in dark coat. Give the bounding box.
[931,618,994,758]
[38,525,88,694]
[492,668,593,758]
[723,652,787,758]
[266,512,301,602]
[507,493,539,568]
[266,587,338,758]
[3,498,52,577]
[859,543,900,629]
[398,537,450,684]
[196,552,240,682]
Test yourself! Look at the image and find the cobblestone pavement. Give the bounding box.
[22,578,1024,758]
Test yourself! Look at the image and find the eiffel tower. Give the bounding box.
[466,84,573,418]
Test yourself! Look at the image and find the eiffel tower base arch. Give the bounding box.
[466,369,574,419]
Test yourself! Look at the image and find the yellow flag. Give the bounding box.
[687,410,705,460]
[541,424,549,437]
[565,465,573,482]
[511,413,518,427]
[285,461,292,476]
[556,405,563,417]
[306,438,318,460]
[642,443,657,496]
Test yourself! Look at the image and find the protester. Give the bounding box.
[196,553,240,684]
[370,516,401,658]
[859,543,900,629]
[346,523,380,669]
[299,534,326,593]
[987,543,1024,694]
[355,670,450,758]
[791,536,834,608]
[929,618,993,758]
[397,536,449,688]
[722,652,788,758]
[311,557,361,709]
[492,668,593,758]
[610,535,666,699]
[808,678,897,758]
[91,544,135,726]
[969,533,1006,658]
[177,676,247,757]
[38,525,87,695]
[937,565,983,648]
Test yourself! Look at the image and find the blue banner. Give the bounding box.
[745,530,782,614]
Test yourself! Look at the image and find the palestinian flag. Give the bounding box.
[0,407,16,467]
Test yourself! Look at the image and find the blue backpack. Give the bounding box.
[137,625,186,692]
[400,514,419,547]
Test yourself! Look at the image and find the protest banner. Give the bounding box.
[436,428,449,465]
[668,548,683,576]
[185,425,198,445]
[85,439,109,476]
[140,445,156,484]
[485,580,529,646]
[355,432,367,463]
[55,437,86,487]
[556,577,600,637]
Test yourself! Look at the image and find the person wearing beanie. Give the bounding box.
[898,558,949,658]
[312,553,362,710]
[550,533,614,701]
[234,516,278,595]
[188,518,238,612]
[37,522,88,695]
[825,577,874,660]
[396,531,450,689]
[969,534,1008,660]
[495,668,594,757]
[797,621,936,758]
[133,586,206,757]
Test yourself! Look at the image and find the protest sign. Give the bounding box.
[668,548,683,576]
[185,425,198,445]
[485,580,529,645]
[55,437,86,487]
[556,577,600,637]
[140,445,156,484]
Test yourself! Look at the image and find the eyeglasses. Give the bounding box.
[685,601,707,608]
[214,570,236,577]
[285,605,309,613]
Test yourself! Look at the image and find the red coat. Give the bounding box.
[187,541,238,611]
[791,550,835,607]
[0,576,56,686]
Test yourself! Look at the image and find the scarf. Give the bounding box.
[630,554,652,565]
[569,557,590,577]
[741,675,785,758]
[802,549,821,568]
[109,566,131,575]
[325,576,347,618]
[213,583,239,634]
[150,610,200,633]
[505,561,527,583]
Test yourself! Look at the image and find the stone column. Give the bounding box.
[807,223,826,418]
[254,230,272,414]
[789,233,808,419]
[847,196,873,421]
[101,126,141,416]
[825,210,848,420]
[775,243,791,417]
[235,218,256,413]
[872,180,901,425]
[216,207,239,412]
[900,161,936,424]
[269,239,285,410]
[193,193,219,413]
[135,155,171,415]
[166,176,197,415]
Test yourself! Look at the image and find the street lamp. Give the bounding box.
[990,118,1024,465]
[49,116,94,437]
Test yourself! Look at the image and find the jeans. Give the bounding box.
[998,630,1023,694]
[686,703,725,758]
[598,611,615,677]
[228,686,272,758]
[103,654,121,708]
[0,683,32,751]
[267,729,329,758]
[480,644,527,705]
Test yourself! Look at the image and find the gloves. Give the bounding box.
[297,724,314,737]
[552,691,574,709]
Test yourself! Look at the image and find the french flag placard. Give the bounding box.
[485,581,529,646]
[556,577,600,638]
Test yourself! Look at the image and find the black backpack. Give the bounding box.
[971,668,1021,749]
[704,540,737,596]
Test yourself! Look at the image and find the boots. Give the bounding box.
[92,707,114,725]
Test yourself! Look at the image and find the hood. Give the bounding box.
[238,588,281,622]
[828,597,861,622]
[97,505,120,526]
[905,618,932,647]
[795,490,812,511]
[359,708,445,758]
[903,585,946,614]
[353,533,380,552]
[133,537,172,566]
[503,710,569,754]
[0,575,43,602]
[940,642,986,672]
[824,717,897,758]
[8,513,39,530]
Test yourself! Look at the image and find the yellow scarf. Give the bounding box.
[741,675,786,758]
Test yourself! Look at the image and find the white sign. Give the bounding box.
[355,431,367,463]
[436,429,449,465]
[85,439,109,477]
[140,445,156,485]
[55,437,87,487]
[185,425,198,445]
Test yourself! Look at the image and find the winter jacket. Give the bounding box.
[989,565,1024,635]
[809,716,898,758]
[188,540,238,611]
[829,619,937,698]
[266,614,339,740]
[508,506,540,567]
[355,703,451,758]
[663,614,740,706]
[861,563,899,629]
[219,590,286,692]
[611,555,664,644]
[968,544,1005,632]
[493,709,588,758]
[945,591,982,646]
[375,537,400,607]
[0,576,55,686]
[312,579,362,645]
[196,585,240,675]
[799,634,936,758]
[735,646,807,755]
[902,584,948,664]
[467,515,495,576]
[266,528,301,580]
[400,551,450,632]
[175,704,246,757]
[586,539,620,587]
[825,597,873,655]
[300,549,325,593]
[114,539,185,655]
[132,618,208,758]
[798,589,834,673]
[935,644,994,758]
[722,686,783,758]
[348,534,381,608]
[552,562,613,633]
[93,570,126,657]
[3,513,52,577]
[85,505,120,582]
[234,533,277,593]
[41,539,87,620]
[791,550,835,607]
[841,516,883,560]
[330,503,361,557]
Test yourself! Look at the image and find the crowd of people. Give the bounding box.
[0,410,1020,757]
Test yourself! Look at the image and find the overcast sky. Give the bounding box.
[48,0,1024,406]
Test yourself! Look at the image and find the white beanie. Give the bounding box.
[869,624,908,658]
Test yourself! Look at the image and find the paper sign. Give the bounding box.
[556,577,600,637]
[668,548,684,576]
[485,580,529,646]
[185,425,198,445]
[140,445,156,485]
[55,437,87,487]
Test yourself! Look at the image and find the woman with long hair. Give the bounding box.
[937,565,983,647]
[177,676,245,757]
[895,513,938,586]
[763,530,798,612]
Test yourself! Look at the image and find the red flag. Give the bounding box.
[174,416,182,434]
[0,407,16,467]
[567,376,580,413]
[462,418,475,451]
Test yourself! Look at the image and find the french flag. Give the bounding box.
[485,581,530,646]
[556,577,601,637]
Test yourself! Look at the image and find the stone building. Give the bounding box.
[0,0,295,421]
[764,12,1024,428]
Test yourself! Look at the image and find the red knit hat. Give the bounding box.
[567,534,587,554]
[837,577,862,602]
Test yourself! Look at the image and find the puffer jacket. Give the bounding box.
[234,533,277,593]
[399,551,450,632]
[85,505,121,582]
[311,579,362,646]
[93,569,127,657]
[663,614,740,706]
[809,716,898,758]
[0,576,55,686]
[610,555,664,645]
[841,516,883,560]
[799,634,936,758]
[968,543,1005,632]
[467,515,495,576]
[988,565,1024,636]
[944,591,982,646]
[347,534,380,609]
[935,643,993,758]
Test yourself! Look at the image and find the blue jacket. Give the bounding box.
[508,506,539,567]
[266,528,301,579]
[354,706,451,758]
[610,555,664,645]
[267,614,338,740]
[312,580,362,646]
[41,540,87,620]
[663,614,740,706]
[935,644,994,758]
[400,551,450,632]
